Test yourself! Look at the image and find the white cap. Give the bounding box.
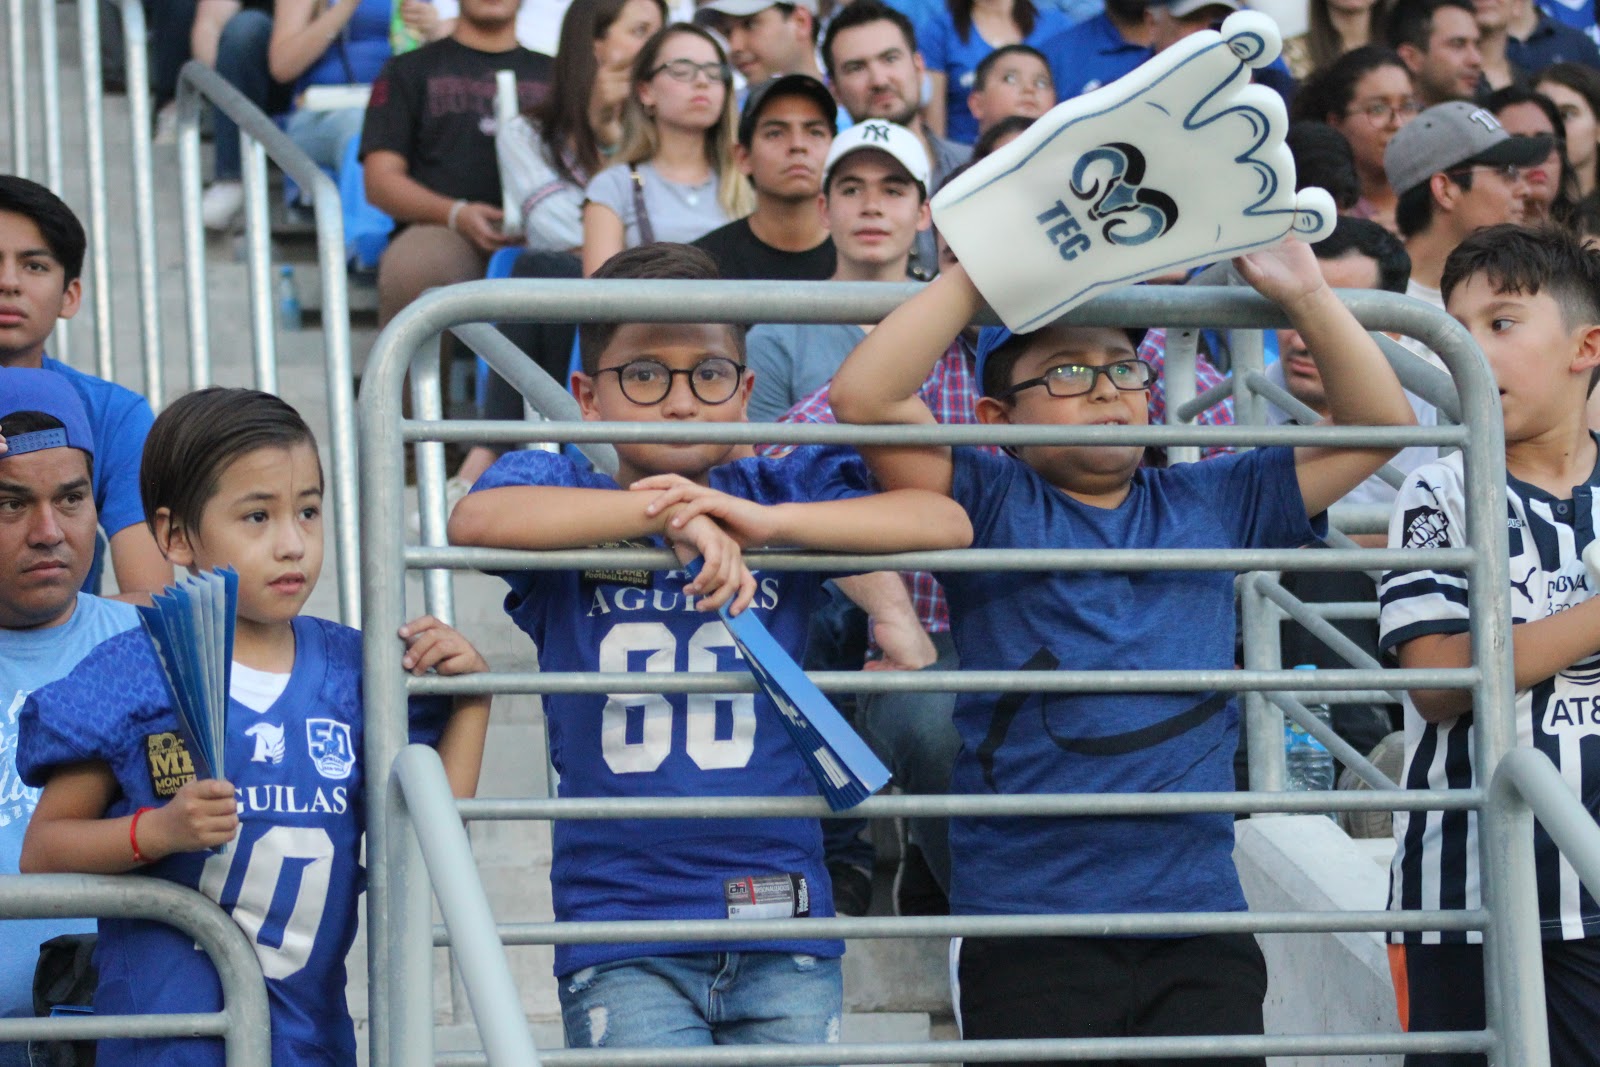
[697,0,817,15]
[823,119,931,192]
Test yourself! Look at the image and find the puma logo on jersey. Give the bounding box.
[1509,566,1536,604]
[246,722,286,765]
[145,732,196,798]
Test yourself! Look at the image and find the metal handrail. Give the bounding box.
[361,281,1527,1065]
[391,745,540,1067]
[0,874,271,1063]
[174,60,360,625]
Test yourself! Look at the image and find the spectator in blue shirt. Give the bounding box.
[919,0,1071,143]
[0,177,171,600]
[1505,0,1600,75]
[1039,0,1150,99]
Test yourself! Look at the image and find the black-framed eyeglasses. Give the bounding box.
[1344,98,1422,125]
[650,58,732,83]
[596,357,746,405]
[1446,162,1527,184]
[999,359,1156,400]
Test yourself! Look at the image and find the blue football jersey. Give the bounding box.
[472,447,872,975]
[16,616,450,1067]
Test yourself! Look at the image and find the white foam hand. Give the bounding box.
[932,11,1337,333]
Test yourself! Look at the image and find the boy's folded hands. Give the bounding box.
[635,474,773,617]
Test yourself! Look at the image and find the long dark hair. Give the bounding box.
[1539,62,1600,193]
[535,0,669,188]
[1303,0,1388,78]
[1485,85,1582,229]
[948,0,1036,44]
[1291,44,1411,124]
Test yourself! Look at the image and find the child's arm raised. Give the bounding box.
[828,266,988,496]
[633,476,973,554]
[21,764,237,873]
[1234,239,1416,517]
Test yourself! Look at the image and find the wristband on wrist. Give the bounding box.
[129,806,154,864]
[447,199,468,232]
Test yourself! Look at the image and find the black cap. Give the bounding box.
[737,74,838,147]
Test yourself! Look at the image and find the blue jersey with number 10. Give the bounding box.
[473,446,871,976]
[16,616,450,1067]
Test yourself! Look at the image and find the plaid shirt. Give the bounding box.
[760,339,989,635]
[1140,328,1235,460]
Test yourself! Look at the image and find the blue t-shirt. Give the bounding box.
[1039,13,1151,100]
[0,595,138,1062]
[935,446,1325,919]
[40,356,156,596]
[16,616,450,1067]
[472,446,872,976]
[919,6,1071,144]
[1538,0,1599,43]
[300,0,391,94]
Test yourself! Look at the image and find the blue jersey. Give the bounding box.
[40,356,156,596]
[16,616,450,1067]
[935,446,1324,920]
[0,595,137,1057]
[472,447,871,975]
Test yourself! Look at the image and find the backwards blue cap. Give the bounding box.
[972,324,1150,397]
[0,366,96,459]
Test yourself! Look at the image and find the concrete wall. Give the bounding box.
[1236,815,1402,1067]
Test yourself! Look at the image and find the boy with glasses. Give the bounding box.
[829,231,1414,1056]
[446,242,971,1054]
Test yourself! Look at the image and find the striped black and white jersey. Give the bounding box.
[1379,449,1600,944]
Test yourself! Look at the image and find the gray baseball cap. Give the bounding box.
[1383,101,1553,197]
[697,0,817,16]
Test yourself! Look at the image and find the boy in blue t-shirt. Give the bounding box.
[447,242,972,1053]
[0,175,171,598]
[829,237,1415,1058]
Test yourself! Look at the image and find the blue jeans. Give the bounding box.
[559,952,842,1057]
[212,9,283,181]
[285,106,366,171]
[858,631,961,892]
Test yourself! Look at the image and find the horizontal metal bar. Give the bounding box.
[436,1029,1493,1066]
[405,418,1463,448]
[0,1012,230,1041]
[454,788,1481,822]
[1243,371,1408,490]
[414,666,1474,697]
[408,545,1475,573]
[441,908,1481,948]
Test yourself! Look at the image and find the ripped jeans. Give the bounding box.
[558,952,842,1058]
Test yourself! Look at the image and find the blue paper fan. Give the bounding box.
[137,567,239,788]
[687,559,891,810]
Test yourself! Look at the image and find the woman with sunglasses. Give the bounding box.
[1294,46,1419,234]
[582,23,754,275]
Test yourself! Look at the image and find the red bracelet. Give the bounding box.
[129,806,154,865]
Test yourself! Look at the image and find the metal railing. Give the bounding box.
[0,873,271,1063]
[354,279,1600,1065]
[174,60,360,625]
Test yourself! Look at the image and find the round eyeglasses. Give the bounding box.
[1345,99,1422,126]
[999,359,1156,400]
[650,59,732,83]
[597,357,746,405]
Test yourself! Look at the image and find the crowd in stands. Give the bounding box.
[8,0,1600,1061]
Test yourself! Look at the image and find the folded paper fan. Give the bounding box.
[137,568,239,813]
[932,10,1336,333]
[687,559,891,810]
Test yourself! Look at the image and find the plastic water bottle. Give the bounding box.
[276,265,302,332]
[390,0,422,54]
[1285,664,1335,816]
